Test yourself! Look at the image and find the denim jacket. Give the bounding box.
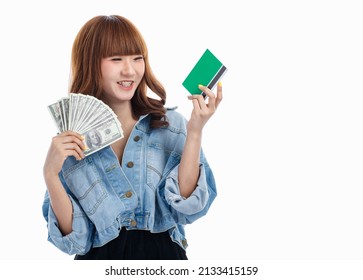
[42,108,217,256]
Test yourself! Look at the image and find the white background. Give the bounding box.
[0,0,362,268]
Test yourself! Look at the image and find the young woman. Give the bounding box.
[42,15,222,260]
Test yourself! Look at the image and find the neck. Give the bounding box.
[107,101,137,123]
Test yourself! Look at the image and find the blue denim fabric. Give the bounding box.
[42,108,217,255]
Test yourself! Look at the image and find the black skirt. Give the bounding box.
[74,228,188,260]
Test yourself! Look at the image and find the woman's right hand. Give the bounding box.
[43,131,86,180]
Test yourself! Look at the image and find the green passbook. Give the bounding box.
[182,48,227,95]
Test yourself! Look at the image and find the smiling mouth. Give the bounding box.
[117,81,133,87]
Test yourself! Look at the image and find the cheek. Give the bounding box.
[100,61,115,79]
[137,64,145,79]
[101,67,111,80]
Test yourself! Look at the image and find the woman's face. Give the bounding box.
[100,55,145,104]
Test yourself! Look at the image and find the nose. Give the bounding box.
[121,58,136,76]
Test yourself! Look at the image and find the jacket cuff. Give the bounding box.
[46,194,93,255]
[164,164,209,215]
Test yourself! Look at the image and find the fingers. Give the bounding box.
[56,131,85,147]
[187,83,223,110]
[216,81,223,108]
[188,94,206,111]
[57,130,84,141]
[63,142,86,158]
[52,130,87,160]
[202,82,223,108]
[58,148,84,161]
[44,130,87,179]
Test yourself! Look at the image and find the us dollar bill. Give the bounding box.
[47,93,124,156]
[82,118,124,156]
[47,101,63,133]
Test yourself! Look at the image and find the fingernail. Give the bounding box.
[218,81,222,87]
[81,135,85,140]
[83,145,89,151]
[198,84,204,88]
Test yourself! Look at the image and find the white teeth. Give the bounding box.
[118,81,132,87]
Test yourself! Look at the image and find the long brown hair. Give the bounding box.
[69,15,168,128]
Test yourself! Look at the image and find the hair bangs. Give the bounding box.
[99,16,147,58]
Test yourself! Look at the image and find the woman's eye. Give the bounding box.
[112,58,122,61]
[135,56,144,61]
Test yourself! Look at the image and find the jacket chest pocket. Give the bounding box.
[63,158,107,216]
[146,143,181,190]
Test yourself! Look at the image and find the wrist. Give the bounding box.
[43,168,59,183]
[186,129,202,141]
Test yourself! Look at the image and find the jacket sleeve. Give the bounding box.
[163,149,217,224]
[42,172,94,255]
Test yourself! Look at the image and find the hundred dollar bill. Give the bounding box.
[72,95,94,132]
[58,100,65,132]
[47,93,124,156]
[82,118,124,156]
[61,97,69,131]
[48,101,64,133]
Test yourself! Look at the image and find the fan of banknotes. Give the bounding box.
[47,93,124,156]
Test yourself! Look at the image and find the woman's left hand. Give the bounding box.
[187,82,223,133]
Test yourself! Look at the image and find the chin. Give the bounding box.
[116,91,135,101]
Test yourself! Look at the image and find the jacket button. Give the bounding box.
[182,239,188,248]
[126,161,134,168]
[130,220,137,227]
[125,191,133,198]
[133,135,140,142]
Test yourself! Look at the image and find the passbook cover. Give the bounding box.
[182,48,227,95]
